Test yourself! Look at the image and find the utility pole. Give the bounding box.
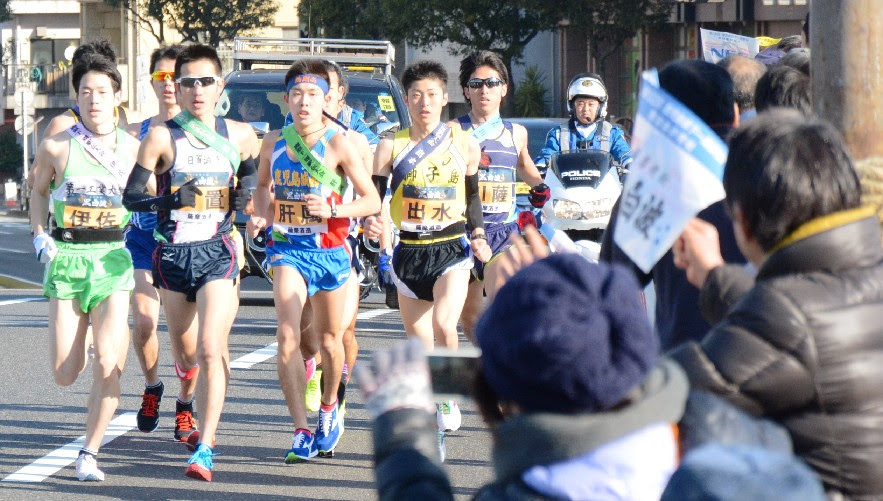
[812,1,883,231]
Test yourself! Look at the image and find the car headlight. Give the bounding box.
[552,199,583,219]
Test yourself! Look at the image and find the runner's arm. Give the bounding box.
[123,126,195,211]
[512,123,544,186]
[249,130,277,234]
[464,136,485,236]
[29,139,59,236]
[325,135,381,219]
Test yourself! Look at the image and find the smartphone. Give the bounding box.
[428,347,481,400]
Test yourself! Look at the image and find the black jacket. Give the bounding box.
[671,209,883,500]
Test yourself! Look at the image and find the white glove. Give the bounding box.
[33,232,58,263]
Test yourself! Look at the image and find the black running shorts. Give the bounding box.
[153,233,238,302]
[390,236,472,301]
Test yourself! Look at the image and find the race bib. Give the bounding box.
[63,194,126,229]
[170,171,231,223]
[478,167,515,213]
[272,185,328,236]
[400,184,458,233]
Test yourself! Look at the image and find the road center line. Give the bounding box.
[1,307,397,482]
[2,412,137,483]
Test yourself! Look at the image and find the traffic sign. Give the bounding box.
[13,88,34,107]
[15,115,35,136]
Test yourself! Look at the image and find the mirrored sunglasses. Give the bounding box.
[176,76,221,88]
[466,77,505,89]
[151,70,175,82]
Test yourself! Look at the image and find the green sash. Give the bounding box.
[172,111,241,171]
[281,125,348,196]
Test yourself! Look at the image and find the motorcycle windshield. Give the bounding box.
[550,151,613,189]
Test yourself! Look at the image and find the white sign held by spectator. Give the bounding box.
[613,69,728,273]
[700,28,760,63]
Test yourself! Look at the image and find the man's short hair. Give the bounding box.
[717,55,766,112]
[72,53,122,93]
[174,44,222,77]
[72,40,116,66]
[458,50,509,89]
[402,60,447,92]
[658,60,735,132]
[323,60,348,94]
[150,45,184,73]
[754,65,812,115]
[778,48,810,76]
[723,109,861,250]
[284,59,330,90]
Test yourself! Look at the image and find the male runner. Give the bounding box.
[300,60,375,415]
[364,60,491,461]
[30,53,138,481]
[123,45,201,444]
[249,59,380,462]
[453,50,548,341]
[123,44,259,481]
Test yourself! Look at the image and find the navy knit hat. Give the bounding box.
[475,253,659,414]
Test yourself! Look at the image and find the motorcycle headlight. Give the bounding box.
[552,199,583,219]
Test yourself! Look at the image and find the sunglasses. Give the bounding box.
[176,76,221,88]
[151,70,175,82]
[466,77,505,89]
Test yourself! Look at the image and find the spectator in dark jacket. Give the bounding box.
[670,108,883,499]
[358,245,689,501]
[755,65,812,115]
[600,59,747,350]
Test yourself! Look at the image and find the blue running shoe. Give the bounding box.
[285,429,318,463]
[185,443,214,482]
[315,403,342,457]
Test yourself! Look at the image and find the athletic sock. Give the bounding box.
[295,428,312,437]
[146,380,162,390]
[80,447,98,457]
[304,357,316,381]
[320,400,338,412]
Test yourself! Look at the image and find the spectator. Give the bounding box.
[717,55,767,121]
[778,48,810,75]
[600,59,746,350]
[754,65,812,115]
[671,108,883,499]
[358,237,689,501]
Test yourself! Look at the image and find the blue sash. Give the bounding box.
[390,122,450,194]
[462,114,503,143]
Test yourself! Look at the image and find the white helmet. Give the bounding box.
[567,73,608,121]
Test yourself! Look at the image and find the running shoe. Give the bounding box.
[315,403,342,457]
[305,368,322,413]
[437,430,446,463]
[284,429,318,463]
[136,381,164,433]
[175,400,198,444]
[436,401,462,432]
[185,443,214,482]
[75,453,104,482]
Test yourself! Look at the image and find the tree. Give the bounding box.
[0,0,10,23]
[514,66,549,117]
[571,0,671,74]
[164,0,279,47]
[0,132,23,179]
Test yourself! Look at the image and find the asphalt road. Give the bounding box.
[0,213,494,500]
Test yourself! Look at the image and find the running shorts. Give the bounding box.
[472,221,519,282]
[43,241,135,313]
[152,233,238,302]
[391,236,472,301]
[265,241,352,297]
[125,225,158,271]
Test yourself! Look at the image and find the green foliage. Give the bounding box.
[165,0,279,46]
[0,132,23,178]
[0,0,10,23]
[514,66,549,117]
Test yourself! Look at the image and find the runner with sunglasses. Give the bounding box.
[29,53,139,482]
[248,59,380,462]
[453,51,548,342]
[123,44,260,482]
[122,45,203,447]
[363,60,491,461]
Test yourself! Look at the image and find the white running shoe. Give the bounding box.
[436,401,462,432]
[75,453,105,482]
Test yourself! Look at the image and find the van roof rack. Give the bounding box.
[233,37,395,75]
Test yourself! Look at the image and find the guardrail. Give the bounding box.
[2,64,70,96]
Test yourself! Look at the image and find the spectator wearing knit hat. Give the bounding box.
[357,246,689,501]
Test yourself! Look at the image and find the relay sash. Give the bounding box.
[281,125,348,196]
[66,123,130,185]
[391,122,450,195]
[172,111,241,171]
[468,114,503,143]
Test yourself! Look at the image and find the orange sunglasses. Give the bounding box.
[151,70,175,82]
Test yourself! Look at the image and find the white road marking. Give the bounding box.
[1,307,398,482]
[2,412,137,483]
[0,247,29,254]
[0,297,44,306]
[229,308,396,370]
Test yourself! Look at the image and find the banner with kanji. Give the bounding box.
[613,69,728,273]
